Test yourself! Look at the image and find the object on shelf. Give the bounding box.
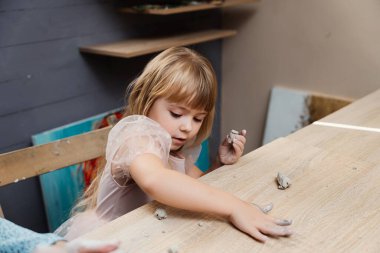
[131,1,210,12]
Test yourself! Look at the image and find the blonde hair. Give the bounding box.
[73,47,217,213]
[126,47,217,146]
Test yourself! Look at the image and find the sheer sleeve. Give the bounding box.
[105,115,171,184]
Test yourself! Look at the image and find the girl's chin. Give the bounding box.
[170,144,184,151]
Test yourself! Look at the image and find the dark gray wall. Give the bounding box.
[0,1,222,232]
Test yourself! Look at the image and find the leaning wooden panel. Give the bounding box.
[307,92,353,122]
[81,138,380,252]
[0,126,110,187]
[318,88,380,128]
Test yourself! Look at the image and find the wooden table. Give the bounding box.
[81,89,380,252]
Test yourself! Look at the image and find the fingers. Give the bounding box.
[244,220,292,242]
[248,229,269,242]
[258,216,293,238]
[250,208,293,241]
[254,203,273,214]
[248,216,292,241]
[231,200,293,243]
[260,224,293,237]
[226,129,247,144]
[274,218,293,226]
[232,137,245,154]
[234,130,247,143]
[232,141,244,155]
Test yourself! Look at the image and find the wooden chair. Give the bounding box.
[0,126,111,218]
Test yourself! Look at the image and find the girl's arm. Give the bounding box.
[186,164,204,178]
[129,153,292,242]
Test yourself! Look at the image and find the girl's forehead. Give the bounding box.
[164,99,207,114]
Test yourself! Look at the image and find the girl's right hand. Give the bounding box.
[229,201,293,242]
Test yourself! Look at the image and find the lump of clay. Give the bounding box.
[227,129,239,144]
[277,172,291,190]
[167,245,179,253]
[154,208,167,220]
[252,202,273,214]
[260,202,273,213]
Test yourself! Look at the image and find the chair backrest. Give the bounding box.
[0,126,111,187]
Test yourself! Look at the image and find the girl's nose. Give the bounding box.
[179,118,192,132]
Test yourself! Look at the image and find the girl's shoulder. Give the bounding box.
[119,115,159,125]
[117,115,160,128]
[105,115,172,172]
[111,115,171,140]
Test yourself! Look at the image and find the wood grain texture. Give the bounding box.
[80,29,237,58]
[80,138,380,252]
[288,88,380,164]
[79,88,380,252]
[119,0,258,15]
[0,127,110,187]
[288,124,380,164]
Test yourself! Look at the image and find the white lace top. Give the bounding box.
[96,115,201,220]
[56,115,201,240]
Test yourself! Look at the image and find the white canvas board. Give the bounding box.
[262,87,310,145]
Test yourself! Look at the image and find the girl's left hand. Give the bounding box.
[218,129,247,165]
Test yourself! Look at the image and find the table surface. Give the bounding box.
[81,89,380,253]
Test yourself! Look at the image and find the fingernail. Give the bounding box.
[276,219,292,226]
[285,228,294,235]
[283,219,292,225]
[262,203,273,213]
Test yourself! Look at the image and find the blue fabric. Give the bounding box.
[0,218,62,253]
[195,139,210,172]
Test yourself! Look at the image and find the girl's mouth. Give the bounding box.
[172,137,186,145]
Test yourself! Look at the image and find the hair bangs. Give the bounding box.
[160,64,215,112]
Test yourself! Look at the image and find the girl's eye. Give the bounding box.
[194,118,204,123]
[170,111,181,118]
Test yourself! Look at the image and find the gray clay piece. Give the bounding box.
[277,172,291,190]
[154,208,167,220]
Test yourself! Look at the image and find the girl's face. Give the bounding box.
[148,98,207,151]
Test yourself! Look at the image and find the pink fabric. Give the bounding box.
[56,115,201,239]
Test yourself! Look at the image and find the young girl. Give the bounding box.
[57,47,292,242]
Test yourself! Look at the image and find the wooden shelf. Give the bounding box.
[79,29,237,59]
[119,0,257,15]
